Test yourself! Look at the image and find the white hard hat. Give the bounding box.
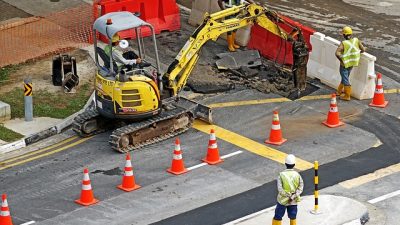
[285,154,296,165]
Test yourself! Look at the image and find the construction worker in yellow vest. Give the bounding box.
[335,26,366,101]
[272,154,304,225]
[218,0,254,52]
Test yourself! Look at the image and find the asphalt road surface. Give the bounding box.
[1,0,400,225]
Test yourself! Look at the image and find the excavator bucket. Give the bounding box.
[165,97,213,124]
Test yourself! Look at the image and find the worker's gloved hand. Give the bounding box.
[138,62,152,68]
[289,193,296,201]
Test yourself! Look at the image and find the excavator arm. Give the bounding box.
[163,3,309,97]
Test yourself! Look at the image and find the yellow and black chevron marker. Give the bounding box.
[24,83,32,96]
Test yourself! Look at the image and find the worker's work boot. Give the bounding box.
[227,35,236,52]
[272,219,282,225]
[290,219,297,225]
[337,83,344,96]
[232,32,241,49]
[340,85,351,101]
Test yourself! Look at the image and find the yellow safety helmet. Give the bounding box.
[111,34,120,43]
[342,26,353,35]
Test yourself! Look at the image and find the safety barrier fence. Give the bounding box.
[307,32,376,100]
[0,3,93,67]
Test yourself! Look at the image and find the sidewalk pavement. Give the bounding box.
[0,92,94,154]
[225,195,368,225]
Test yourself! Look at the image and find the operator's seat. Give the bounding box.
[96,47,118,74]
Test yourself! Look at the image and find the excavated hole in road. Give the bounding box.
[92,167,123,176]
[219,61,319,100]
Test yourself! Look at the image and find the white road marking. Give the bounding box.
[21,221,35,225]
[187,162,207,171]
[187,151,243,171]
[368,190,400,204]
[221,150,243,159]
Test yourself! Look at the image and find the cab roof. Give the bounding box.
[93,11,151,39]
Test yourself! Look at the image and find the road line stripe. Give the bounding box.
[0,137,93,171]
[223,206,275,225]
[187,163,207,171]
[207,98,291,108]
[0,136,78,165]
[187,151,243,171]
[221,150,243,159]
[207,89,400,109]
[298,94,332,101]
[384,88,399,94]
[21,221,35,225]
[339,163,400,189]
[193,120,313,171]
[368,190,400,204]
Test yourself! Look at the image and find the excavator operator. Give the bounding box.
[217,0,254,52]
[104,34,142,70]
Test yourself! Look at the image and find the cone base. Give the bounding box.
[265,138,287,146]
[202,158,224,165]
[117,184,141,192]
[369,101,388,108]
[322,120,344,128]
[167,168,188,175]
[75,198,99,206]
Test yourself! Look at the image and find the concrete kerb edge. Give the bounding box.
[0,91,95,154]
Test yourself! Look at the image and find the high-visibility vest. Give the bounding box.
[341,38,361,68]
[277,170,301,205]
[104,45,122,69]
[104,45,113,58]
[224,0,244,8]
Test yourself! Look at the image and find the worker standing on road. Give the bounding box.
[104,34,142,70]
[335,26,366,101]
[217,0,254,52]
[272,154,304,225]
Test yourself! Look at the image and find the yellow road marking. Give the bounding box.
[384,88,399,94]
[339,163,400,189]
[0,137,93,171]
[206,89,400,109]
[298,94,331,101]
[193,120,314,171]
[0,136,79,165]
[207,98,291,108]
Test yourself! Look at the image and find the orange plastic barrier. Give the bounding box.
[95,0,180,43]
[247,15,315,65]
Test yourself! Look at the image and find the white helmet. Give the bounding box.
[285,154,296,165]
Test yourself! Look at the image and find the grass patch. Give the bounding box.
[0,124,24,142]
[0,65,20,84]
[0,83,93,119]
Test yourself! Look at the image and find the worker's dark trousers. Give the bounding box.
[122,51,138,60]
[273,203,298,220]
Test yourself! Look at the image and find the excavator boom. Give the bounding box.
[164,3,309,96]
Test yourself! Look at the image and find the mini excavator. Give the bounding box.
[72,4,309,153]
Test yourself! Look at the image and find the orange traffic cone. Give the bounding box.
[0,194,13,225]
[202,129,223,165]
[369,73,388,108]
[117,153,141,192]
[167,138,188,175]
[322,93,344,128]
[75,168,99,206]
[265,111,287,145]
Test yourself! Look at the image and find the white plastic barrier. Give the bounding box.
[188,0,251,46]
[307,32,376,100]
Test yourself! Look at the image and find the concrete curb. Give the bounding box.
[0,91,95,154]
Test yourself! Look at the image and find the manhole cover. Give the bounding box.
[50,0,60,2]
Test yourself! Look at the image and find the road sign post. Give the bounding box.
[24,78,33,122]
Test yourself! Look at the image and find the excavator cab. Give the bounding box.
[92,12,163,121]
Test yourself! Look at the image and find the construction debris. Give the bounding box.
[215,50,262,70]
